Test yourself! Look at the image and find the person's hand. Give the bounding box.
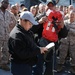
[40,47,48,54]
[59,19,64,28]
[56,19,64,28]
[38,16,48,24]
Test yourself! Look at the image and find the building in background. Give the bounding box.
[57,0,70,6]
[20,0,25,4]
[9,0,15,5]
[73,0,75,2]
[0,0,75,9]
[73,0,75,7]
[9,0,21,5]
[20,0,46,10]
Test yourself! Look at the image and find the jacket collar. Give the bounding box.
[16,24,30,33]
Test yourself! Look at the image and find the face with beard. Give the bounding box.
[1,0,9,9]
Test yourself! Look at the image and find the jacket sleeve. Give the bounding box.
[58,25,68,39]
[8,37,40,60]
[31,13,45,34]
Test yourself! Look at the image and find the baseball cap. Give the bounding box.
[46,0,56,6]
[20,11,38,25]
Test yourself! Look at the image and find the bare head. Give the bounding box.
[68,5,74,13]
[69,10,75,23]
[38,3,45,13]
[1,0,9,9]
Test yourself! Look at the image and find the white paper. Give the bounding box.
[45,42,55,49]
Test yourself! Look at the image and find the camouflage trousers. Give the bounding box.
[58,43,75,66]
[0,40,10,65]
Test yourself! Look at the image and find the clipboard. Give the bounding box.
[44,42,55,62]
[45,42,55,49]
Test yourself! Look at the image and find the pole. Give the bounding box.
[70,0,71,5]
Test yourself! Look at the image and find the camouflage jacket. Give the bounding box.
[0,9,16,40]
[60,19,75,45]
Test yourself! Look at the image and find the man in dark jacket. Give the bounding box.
[8,11,48,75]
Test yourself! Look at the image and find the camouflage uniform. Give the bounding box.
[0,9,16,65]
[58,19,75,67]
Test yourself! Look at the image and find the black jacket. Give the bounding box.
[8,24,40,66]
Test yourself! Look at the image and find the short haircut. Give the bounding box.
[20,4,25,7]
